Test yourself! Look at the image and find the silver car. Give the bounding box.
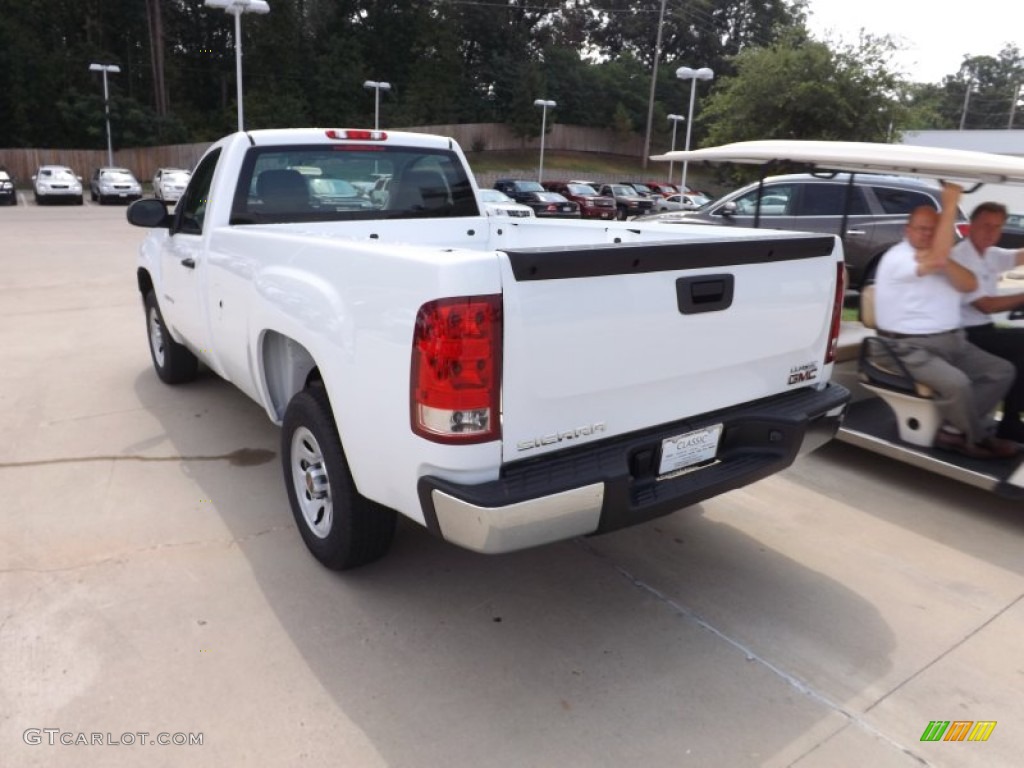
[90,167,143,204]
[152,167,192,203]
[32,165,84,205]
[635,173,968,289]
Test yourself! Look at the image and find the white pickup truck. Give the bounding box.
[127,128,850,569]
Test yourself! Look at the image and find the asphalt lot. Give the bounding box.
[1,201,1022,768]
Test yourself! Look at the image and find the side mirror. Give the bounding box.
[127,198,171,228]
[719,201,738,217]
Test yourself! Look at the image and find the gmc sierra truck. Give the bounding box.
[128,128,850,569]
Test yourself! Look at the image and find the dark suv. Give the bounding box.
[635,173,968,289]
[598,183,656,220]
[493,179,580,218]
[541,180,616,220]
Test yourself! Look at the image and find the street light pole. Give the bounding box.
[533,99,556,183]
[363,81,392,130]
[204,0,270,133]
[675,66,714,193]
[666,114,684,186]
[641,0,669,170]
[959,74,974,131]
[89,63,121,167]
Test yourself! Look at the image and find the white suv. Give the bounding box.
[32,165,83,206]
[152,168,192,203]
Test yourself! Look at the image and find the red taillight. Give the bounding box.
[824,262,845,364]
[411,296,502,444]
[325,129,387,141]
[955,222,971,238]
[545,204,558,212]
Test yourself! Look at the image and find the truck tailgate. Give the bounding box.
[498,233,841,460]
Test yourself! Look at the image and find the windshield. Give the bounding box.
[479,189,513,203]
[567,184,598,196]
[102,170,136,181]
[232,144,479,223]
[610,185,635,196]
[515,181,545,193]
[162,171,191,184]
[45,168,76,180]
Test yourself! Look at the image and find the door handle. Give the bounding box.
[180,257,196,269]
[845,229,866,236]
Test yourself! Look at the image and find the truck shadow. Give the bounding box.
[132,369,899,767]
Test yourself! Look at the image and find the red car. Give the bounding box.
[542,180,617,220]
[643,181,680,198]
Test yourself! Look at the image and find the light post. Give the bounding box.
[959,73,975,131]
[675,66,714,193]
[89,63,121,167]
[641,0,669,169]
[363,80,391,130]
[666,114,684,187]
[533,99,556,183]
[205,0,270,132]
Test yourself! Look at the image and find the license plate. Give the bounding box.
[658,424,723,476]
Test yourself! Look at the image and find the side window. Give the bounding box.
[872,186,937,215]
[731,184,795,215]
[793,183,870,216]
[176,149,221,235]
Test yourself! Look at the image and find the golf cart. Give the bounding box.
[651,140,1024,499]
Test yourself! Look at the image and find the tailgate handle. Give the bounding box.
[676,274,734,314]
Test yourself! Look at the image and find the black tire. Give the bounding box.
[144,291,198,384]
[616,206,627,221]
[75,195,84,206]
[35,193,45,206]
[282,385,396,570]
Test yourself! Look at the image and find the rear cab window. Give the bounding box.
[230,145,479,224]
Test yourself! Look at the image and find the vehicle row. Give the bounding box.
[490,178,709,221]
[0,165,192,206]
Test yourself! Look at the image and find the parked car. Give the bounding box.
[655,192,711,212]
[32,165,83,205]
[643,181,680,198]
[541,180,616,220]
[151,167,192,203]
[90,167,143,204]
[0,169,16,205]
[598,183,656,220]
[620,181,657,198]
[492,179,580,218]
[477,188,535,218]
[635,172,968,289]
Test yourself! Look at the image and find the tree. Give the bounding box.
[934,46,1024,130]
[700,31,904,147]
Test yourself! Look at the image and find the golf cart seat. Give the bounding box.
[857,283,942,447]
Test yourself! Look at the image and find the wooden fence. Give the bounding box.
[0,124,647,184]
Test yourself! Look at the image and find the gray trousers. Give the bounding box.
[886,329,1015,444]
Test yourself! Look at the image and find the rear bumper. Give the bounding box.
[419,383,850,553]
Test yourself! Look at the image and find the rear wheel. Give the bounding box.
[144,291,198,384]
[282,385,396,570]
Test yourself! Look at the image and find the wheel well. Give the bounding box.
[261,331,319,421]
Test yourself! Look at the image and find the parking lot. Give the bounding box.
[1,202,1022,767]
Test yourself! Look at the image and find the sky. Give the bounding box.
[803,0,1020,84]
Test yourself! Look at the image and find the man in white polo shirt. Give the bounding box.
[874,183,1016,459]
[951,201,1024,443]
